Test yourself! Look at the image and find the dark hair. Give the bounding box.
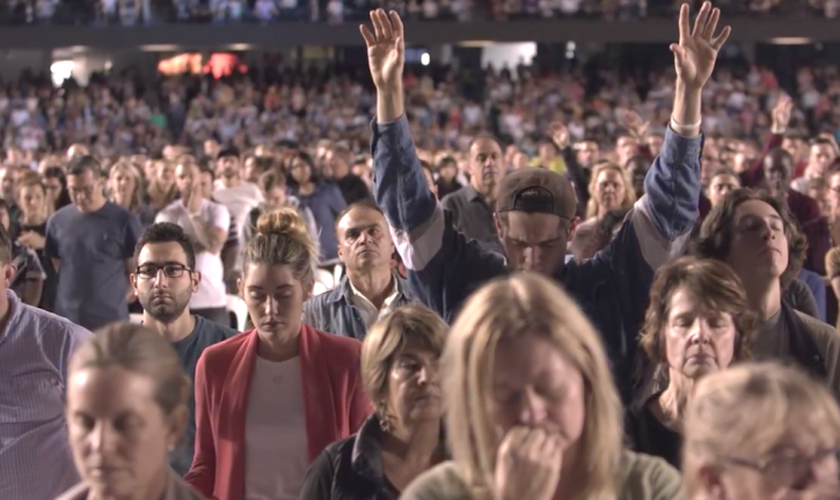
[810,137,836,148]
[0,215,11,264]
[640,256,756,365]
[695,188,807,289]
[419,160,435,178]
[335,198,384,237]
[43,166,71,210]
[592,206,632,252]
[709,167,739,180]
[437,156,457,170]
[257,170,286,193]
[197,162,215,181]
[66,155,103,178]
[286,151,320,187]
[134,223,197,270]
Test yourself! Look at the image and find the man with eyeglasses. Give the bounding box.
[156,159,231,326]
[130,222,236,476]
[45,155,143,330]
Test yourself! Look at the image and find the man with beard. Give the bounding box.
[440,135,506,255]
[130,222,236,476]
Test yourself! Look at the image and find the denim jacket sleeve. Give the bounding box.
[371,116,507,322]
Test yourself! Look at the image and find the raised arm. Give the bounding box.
[363,10,506,321]
[637,2,730,267]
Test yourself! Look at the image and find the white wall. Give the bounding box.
[480,43,537,72]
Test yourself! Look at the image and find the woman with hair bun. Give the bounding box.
[184,208,372,500]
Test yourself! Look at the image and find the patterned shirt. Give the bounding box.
[0,290,92,500]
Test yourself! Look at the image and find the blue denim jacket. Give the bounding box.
[303,275,415,341]
[370,115,702,403]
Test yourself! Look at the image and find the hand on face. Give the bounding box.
[493,426,566,500]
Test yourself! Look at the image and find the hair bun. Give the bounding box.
[255,208,309,240]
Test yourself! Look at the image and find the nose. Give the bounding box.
[264,296,280,316]
[90,422,115,453]
[416,365,435,386]
[518,387,548,426]
[522,246,541,269]
[687,318,712,345]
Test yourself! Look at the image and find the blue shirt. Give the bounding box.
[0,290,92,500]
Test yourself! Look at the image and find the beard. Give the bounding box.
[139,289,191,324]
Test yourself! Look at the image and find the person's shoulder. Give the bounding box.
[195,315,238,342]
[48,204,77,224]
[200,329,250,365]
[307,324,362,357]
[400,461,471,500]
[618,449,685,500]
[20,303,93,341]
[796,310,839,341]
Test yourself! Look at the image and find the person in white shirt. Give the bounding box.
[212,148,264,254]
[156,159,230,326]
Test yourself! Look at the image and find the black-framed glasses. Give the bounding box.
[135,263,191,280]
[720,447,840,489]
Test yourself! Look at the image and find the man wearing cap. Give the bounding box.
[361,4,730,403]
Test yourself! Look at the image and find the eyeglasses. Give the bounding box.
[720,447,840,489]
[135,263,191,279]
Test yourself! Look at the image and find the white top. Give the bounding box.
[155,199,230,309]
[348,275,399,328]
[244,356,309,500]
[213,181,264,239]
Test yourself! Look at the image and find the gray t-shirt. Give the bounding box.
[45,202,143,330]
[169,315,237,476]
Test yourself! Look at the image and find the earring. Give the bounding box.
[167,443,176,452]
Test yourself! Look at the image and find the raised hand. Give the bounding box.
[360,9,405,91]
[616,108,650,140]
[548,122,570,150]
[671,1,731,90]
[772,94,793,131]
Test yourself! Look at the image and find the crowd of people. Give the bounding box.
[1,0,837,24]
[5,2,840,500]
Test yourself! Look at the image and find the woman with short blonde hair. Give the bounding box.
[585,161,636,220]
[402,273,683,500]
[684,362,840,500]
[300,303,449,499]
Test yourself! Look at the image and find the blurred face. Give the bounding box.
[174,163,198,199]
[538,142,555,161]
[264,186,287,209]
[18,184,45,216]
[325,150,350,179]
[809,143,836,176]
[67,144,89,160]
[289,158,312,185]
[491,335,585,448]
[763,156,793,198]
[240,263,308,342]
[422,168,438,199]
[725,199,789,284]
[711,434,840,500]
[829,173,840,215]
[67,169,105,213]
[0,167,17,200]
[44,176,63,203]
[385,342,442,427]
[111,169,135,199]
[616,136,638,164]
[662,287,737,380]
[577,141,599,168]
[469,138,504,194]
[782,137,804,160]
[625,158,648,196]
[594,168,626,213]
[243,157,260,184]
[708,173,741,207]
[438,162,457,182]
[131,242,199,324]
[217,155,240,179]
[203,140,219,158]
[156,161,175,185]
[511,152,530,170]
[352,161,372,188]
[67,366,183,500]
[197,172,214,200]
[338,206,393,272]
[496,211,570,274]
[646,135,664,157]
[0,207,9,231]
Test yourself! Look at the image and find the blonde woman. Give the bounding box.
[683,362,840,500]
[108,161,155,225]
[59,322,206,500]
[402,273,683,500]
[299,304,448,499]
[585,161,636,221]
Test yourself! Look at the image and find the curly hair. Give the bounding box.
[639,256,757,365]
[694,188,807,290]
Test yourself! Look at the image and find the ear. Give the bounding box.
[493,212,504,239]
[303,278,314,301]
[698,464,726,500]
[567,215,580,242]
[166,405,189,453]
[3,264,15,288]
[236,274,244,297]
[129,272,138,290]
[191,270,202,294]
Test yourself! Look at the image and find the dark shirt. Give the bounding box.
[16,222,55,311]
[45,202,143,330]
[626,394,682,469]
[168,315,237,476]
[336,174,372,205]
[785,278,820,320]
[441,186,504,255]
[9,239,44,298]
